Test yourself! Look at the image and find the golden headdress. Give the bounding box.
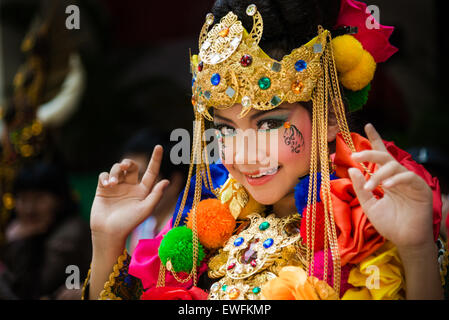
[190,4,328,120]
[159,4,372,295]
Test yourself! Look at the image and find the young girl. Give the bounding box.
[83,0,448,300]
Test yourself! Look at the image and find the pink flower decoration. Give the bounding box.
[335,0,398,63]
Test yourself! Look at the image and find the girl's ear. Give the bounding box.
[327,109,339,142]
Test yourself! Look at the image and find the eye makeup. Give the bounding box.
[213,123,237,137]
[257,114,289,131]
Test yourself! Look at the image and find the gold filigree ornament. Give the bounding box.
[219,175,264,219]
[190,4,327,120]
[207,212,303,300]
[208,271,277,300]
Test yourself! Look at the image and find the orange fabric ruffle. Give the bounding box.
[329,132,386,266]
[261,266,339,300]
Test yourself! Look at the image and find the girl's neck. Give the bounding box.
[272,191,297,218]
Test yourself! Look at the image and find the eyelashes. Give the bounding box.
[214,118,288,137]
[214,124,236,137]
[257,118,285,131]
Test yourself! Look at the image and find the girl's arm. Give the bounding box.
[398,242,443,299]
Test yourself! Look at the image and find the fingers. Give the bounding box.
[364,123,387,152]
[363,160,405,192]
[137,179,170,222]
[99,159,140,188]
[351,150,393,166]
[119,159,140,184]
[107,163,124,186]
[383,171,421,189]
[98,172,110,187]
[141,145,163,191]
[348,168,377,210]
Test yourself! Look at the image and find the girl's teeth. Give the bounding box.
[248,167,279,178]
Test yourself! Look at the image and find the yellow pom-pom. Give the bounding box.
[332,35,364,74]
[186,199,236,249]
[339,50,377,91]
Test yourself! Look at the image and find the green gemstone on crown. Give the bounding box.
[258,77,271,90]
[270,95,281,106]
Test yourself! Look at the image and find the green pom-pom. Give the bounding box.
[344,83,371,112]
[158,226,205,273]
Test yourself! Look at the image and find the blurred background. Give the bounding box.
[0,0,447,299]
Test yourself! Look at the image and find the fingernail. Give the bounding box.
[103,180,109,186]
[110,177,117,183]
[383,179,393,187]
[364,182,375,191]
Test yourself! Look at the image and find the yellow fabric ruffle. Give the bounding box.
[342,241,405,300]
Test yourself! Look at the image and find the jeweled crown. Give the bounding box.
[190,4,328,120]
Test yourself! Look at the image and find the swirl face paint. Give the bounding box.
[283,122,305,153]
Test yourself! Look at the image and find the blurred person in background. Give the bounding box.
[0,161,91,299]
[121,128,186,254]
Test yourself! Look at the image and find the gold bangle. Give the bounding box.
[98,249,129,300]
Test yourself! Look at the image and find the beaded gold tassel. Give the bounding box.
[156,108,219,287]
[305,26,369,295]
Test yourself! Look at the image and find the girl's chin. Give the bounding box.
[249,192,282,206]
[244,183,284,206]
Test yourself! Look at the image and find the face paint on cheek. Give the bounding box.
[282,122,305,154]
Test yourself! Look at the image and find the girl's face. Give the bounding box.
[213,103,312,205]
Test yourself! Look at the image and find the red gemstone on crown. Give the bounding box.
[227,263,236,270]
[250,260,257,267]
[240,54,253,67]
[198,61,204,72]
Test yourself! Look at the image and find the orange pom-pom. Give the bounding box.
[186,199,236,249]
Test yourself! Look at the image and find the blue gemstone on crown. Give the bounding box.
[263,238,274,248]
[234,237,244,247]
[211,73,221,86]
[294,60,307,72]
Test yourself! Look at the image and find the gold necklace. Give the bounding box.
[207,211,307,300]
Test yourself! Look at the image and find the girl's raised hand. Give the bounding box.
[90,145,170,244]
[348,124,434,250]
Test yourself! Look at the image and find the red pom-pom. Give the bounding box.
[186,199,236,249]
[300,202,325,252]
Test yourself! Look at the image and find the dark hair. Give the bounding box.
[211,0,341,60]
[12,161,79,219]
[121,127,185,180]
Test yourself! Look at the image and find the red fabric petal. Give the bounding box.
[140,286,208,300]
[335,0,398,63]
[353,31,398,63]
[300,202,326,252]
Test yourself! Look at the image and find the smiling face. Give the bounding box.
[213,102,313,205]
